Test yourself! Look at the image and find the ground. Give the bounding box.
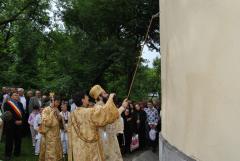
[0,137,159,161]
[0,137,38,161]
[124,149,159,161]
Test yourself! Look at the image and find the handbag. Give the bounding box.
[130,134,139,151]
[149,129,157,141]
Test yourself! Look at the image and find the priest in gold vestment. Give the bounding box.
[39,96,63,161]
[89,85,125,161]
[68,88,128,161]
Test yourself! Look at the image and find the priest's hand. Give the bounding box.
[121,98,128,109]
[109,93,116,99]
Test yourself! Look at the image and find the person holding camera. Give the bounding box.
[59,101,70,156]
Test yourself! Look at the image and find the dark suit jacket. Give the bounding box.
[3,100,24,123]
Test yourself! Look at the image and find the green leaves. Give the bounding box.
[0,0,160,101]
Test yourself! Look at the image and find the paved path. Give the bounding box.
[123,150,159,161]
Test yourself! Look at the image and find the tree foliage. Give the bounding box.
[0,0,160,100]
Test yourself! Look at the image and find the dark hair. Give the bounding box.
[96,92,103,102]
[10,91,18,97]
[73,91,87,107]
[148,100,153,104]
[52,95,61,101]
[42,97,50,108]
[43,91,50,96]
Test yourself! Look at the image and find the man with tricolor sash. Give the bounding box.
[3,91,25,161]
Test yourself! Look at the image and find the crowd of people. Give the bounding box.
[118,101,161,154]
[0,85,161,161]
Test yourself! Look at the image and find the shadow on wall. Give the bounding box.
[159,134,196,161]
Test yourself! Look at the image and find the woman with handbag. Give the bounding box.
[122,109,134,154]
[132,103,147,150]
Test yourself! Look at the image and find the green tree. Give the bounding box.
[0,0,160,101]
[58,0,160,98]
[0,0,50,87]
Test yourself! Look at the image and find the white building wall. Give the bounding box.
[160,0,240,161]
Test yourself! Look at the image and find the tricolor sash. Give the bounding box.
[7,101,22,118]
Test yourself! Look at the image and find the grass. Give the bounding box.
[0,136,38,161]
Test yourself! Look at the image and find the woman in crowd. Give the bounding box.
[60,101,70,156]
[129,101,135,114]
[28,105,40,147]
[122,109,134,154]
[132,103,147,150]
[33,107,44,156]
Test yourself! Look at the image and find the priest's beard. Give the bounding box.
[101,94,118,105]
[101,95,109,104]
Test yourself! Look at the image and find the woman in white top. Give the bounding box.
[60,101,70,155]
[33,107,43,155]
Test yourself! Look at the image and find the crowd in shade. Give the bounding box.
[0,86,161,161]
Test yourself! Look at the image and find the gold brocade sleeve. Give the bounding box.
[40,107,57,135]
[39,107,51,134]
[42,107,54,126]
[114,117,124,134]
[68,114,73,161]
[118,106,125,115]
[91,96,119,127]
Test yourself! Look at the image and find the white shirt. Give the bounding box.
[60,111,70,121]
[70,103,77,112]
[38,99,42,107]
[20,96,26,110]
[34,114,41,130]
[3,94,9,100]
[0,110,2,126]
[34,114,42,139]
[60,111,70,131]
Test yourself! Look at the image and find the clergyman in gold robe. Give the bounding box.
[38,95,63,161]
[68,89,128,161]
[89,85,125,161]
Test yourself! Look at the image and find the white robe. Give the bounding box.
[97,101,125,161]
[34,113,42,154]
[60,111,70,154]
